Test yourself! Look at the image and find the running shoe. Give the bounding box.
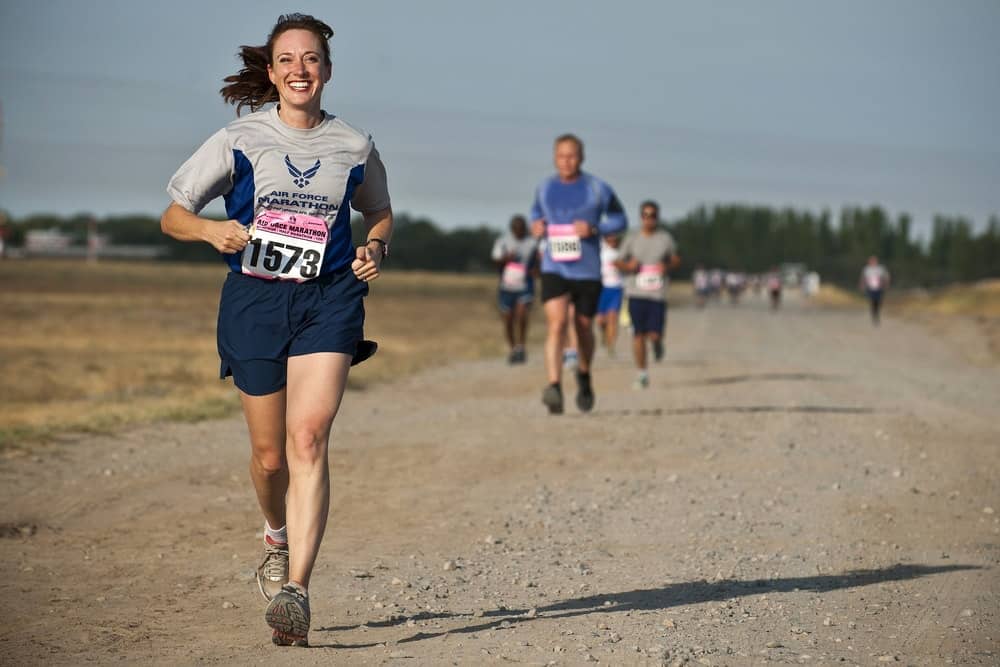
[542,384,564,415]
[265,584,311,647]
[575,371,595,412]
[652,340,664,362]
[514,346,527,364]
[507,349,518,365]
[256,537,289,602]
[562,348,578,370]
[633,372,650,390]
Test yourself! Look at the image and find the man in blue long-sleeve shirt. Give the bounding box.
[530,134,628,414]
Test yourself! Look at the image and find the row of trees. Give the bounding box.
[3,206,998,287]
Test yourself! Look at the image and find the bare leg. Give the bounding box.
[501,310,515,350]
[543,295,570,384]
[606,311,619,352]
[574,312,595,374]
[632,333,648,371]
[565,302,579,354]
[514,302,530,347]
[240,390,288,531]
[283,352,352,589]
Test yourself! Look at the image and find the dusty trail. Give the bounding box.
[2,294,997,665]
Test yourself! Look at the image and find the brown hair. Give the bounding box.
[219,13,334,115]
[554,133,584,160]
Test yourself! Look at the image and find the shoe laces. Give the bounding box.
[262,542,289,580]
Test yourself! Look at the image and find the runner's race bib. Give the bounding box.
[636,264,665,292]
[242,210,327,282]
[865,272,882,290]
[501,262,528,292]
[601,261,622,287]
[548,224,582,262]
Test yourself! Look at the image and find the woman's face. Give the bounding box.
[268,29,331,114]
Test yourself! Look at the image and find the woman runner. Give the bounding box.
[161,13,392,646]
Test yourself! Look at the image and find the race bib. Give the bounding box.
[501,262,528,292]
[548,224,582,262]
[865,272,882,290]
[242,210,327,282]
[636,264,665,292]
[601,261,622,287]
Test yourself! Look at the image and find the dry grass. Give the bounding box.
[0,260,525,449]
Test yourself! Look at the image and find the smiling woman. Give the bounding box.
[159,12,394,648]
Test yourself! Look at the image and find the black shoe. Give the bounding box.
[575,372,595,413]
[542,384,563,415]
[351,340,378,367]
[652,340,664,362]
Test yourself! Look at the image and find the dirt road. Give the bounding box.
[2,294,997,665]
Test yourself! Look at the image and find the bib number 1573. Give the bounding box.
[241,210,328,282]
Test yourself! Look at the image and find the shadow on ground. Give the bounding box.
[590,404,876,418]
[675,372,844,386]
[313,563,978,649]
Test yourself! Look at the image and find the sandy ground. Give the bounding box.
[1,292,998,666]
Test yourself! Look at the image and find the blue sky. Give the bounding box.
[1,1,998,236]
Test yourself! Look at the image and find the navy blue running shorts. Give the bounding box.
[628,297,667,335]
[217,267,368,396]
[497,287,534,313]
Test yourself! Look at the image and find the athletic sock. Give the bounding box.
[265,522,287,546]
[286,581,308,597]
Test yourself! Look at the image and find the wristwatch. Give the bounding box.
[365,237,389,257]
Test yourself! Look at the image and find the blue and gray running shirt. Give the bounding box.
[167,107,390,276]
[530,172,627,281]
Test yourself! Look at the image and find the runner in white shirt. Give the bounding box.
[859,255,890,325]
[491,215,539,364]
[766,268,782,311]
[692,264,710,309]
[595,234,624,357]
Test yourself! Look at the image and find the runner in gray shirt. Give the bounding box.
[616,200,680,388]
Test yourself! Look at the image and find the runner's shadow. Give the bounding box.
[370,563,978,644]
[676,372,844,386]
[590,405,876,418]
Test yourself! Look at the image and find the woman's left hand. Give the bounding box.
[352,244,383,282]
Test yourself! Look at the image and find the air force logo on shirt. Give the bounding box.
[285,155,321,188]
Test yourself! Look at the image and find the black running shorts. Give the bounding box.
[540,273,602,318]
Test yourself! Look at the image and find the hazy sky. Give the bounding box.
[1,1,998,236]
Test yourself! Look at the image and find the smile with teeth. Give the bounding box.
[288,81,311,91]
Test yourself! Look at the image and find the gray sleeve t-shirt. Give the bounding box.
[620,229,677,302]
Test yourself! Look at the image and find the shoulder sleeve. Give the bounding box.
[663,231,677,256]
[597,179,627,236]
[166,128,234,214]
[619,233,634,260]
[490,237,506,261]
[351,146,391,214]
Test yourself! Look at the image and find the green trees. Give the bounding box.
[2,206,997,287]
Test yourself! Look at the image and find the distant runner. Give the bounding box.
[766,268,782,311]
[692,264,710,309]
[859,255,890,325]
[616,200,679,389]
[595,234,625,357]
[491,215,538,364]
[531,133,628,414]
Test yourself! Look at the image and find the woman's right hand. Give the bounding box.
[206,220,251,254]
